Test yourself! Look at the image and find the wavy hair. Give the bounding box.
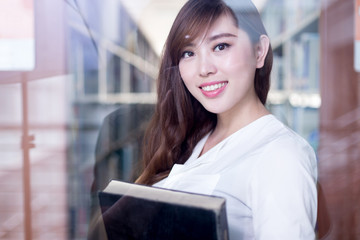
[136,0,273,185]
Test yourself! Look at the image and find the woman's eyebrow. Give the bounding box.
[182,33,237,48]
[183,42,195,48]
[208,33,237,42]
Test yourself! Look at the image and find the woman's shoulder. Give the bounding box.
[247,116,318,198]
[228,114,315,160]
[254,115,317,171]
[264,115,314,150]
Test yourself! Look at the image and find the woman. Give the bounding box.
[136,0,318,239]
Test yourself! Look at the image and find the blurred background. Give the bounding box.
[0,0,359,239]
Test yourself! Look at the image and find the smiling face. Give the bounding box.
[179,13,264,117]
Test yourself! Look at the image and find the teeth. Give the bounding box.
[202,83,226,92]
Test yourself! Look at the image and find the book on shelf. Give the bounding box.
[287,32,319,91]
[98,180,229,240]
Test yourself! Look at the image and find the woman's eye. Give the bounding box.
[214,43,230,52]
[181,51,194,58]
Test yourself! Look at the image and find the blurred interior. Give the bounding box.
[0,0,359,239]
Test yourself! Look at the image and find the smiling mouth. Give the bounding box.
[200,82,228,92]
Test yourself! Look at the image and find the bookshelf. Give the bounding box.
[261,0,321,150]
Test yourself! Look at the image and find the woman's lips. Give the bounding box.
[199,81,228,98]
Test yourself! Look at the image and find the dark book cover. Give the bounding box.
[98,180,228,240]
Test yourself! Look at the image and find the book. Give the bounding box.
[98,180,229,240]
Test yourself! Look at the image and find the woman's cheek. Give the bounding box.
[179,64,190,85]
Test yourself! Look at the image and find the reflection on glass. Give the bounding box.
[0,0,359,239]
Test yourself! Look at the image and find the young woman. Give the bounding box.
[136,0,318,239]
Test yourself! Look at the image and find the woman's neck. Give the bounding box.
[216,100,269,136]
[199,99,269,157]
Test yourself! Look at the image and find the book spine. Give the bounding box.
[218,203,229,240]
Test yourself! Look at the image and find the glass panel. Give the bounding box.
[0,0,359,239]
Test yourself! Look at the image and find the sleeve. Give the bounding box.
[249,137,318,240]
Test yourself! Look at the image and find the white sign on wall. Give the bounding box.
[0,0,35,71]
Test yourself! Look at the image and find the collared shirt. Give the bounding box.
[154,115,318,240]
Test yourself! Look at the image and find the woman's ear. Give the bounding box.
[255,35,270,68]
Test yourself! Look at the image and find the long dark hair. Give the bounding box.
[136,0,273,185]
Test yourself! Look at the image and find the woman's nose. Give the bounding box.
[198,55,217,77]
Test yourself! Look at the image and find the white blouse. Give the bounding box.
[154,115,318,240]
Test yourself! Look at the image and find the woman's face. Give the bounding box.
[179,14,263,116]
